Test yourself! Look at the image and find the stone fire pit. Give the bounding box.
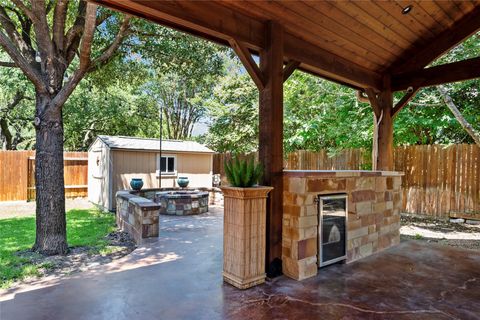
[116,187,218,243]
[155,190,209,215]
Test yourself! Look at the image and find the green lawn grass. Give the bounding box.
[0,208,115,289]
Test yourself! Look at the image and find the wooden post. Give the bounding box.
[376,78,394,171]
[367,77,394,171]
[259,21,284,276]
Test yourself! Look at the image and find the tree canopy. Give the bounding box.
[1,11,479,154]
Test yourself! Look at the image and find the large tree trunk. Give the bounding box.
[33,94,67,255]
[438,85,480,147]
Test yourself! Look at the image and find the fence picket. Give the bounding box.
[0,151,88,202]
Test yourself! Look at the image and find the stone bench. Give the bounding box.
[116,191,160,244]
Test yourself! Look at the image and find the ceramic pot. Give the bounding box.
[177,176,189,188]
[130,178,144,191]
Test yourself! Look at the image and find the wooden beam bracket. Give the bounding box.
[392,87,419,118]
[282,60,300,82]
[228,37,265,89]
[356,90,370,104]
[365,88,381,118]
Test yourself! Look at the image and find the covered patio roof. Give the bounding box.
[97,0,480,91]
[93,0,480,276]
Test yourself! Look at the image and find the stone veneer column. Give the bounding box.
[282,171,403,281]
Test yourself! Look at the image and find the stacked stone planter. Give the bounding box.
[221,186,273,289]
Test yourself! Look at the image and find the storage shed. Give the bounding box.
[88,135,215,211]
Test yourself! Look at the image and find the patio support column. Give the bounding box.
[259,21,284,276]
[367,76,394,171]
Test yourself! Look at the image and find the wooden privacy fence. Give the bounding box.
[394,144,479,218]
[0,151,88,202]
[213,144,480,217]
[285,148,370,170]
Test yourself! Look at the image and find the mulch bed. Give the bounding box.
[401,214,480,251]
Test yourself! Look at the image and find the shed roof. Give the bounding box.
[96,135,215,154]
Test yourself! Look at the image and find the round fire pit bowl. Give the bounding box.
[154,190,209,215]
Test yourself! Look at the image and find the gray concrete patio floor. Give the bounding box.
[1,206,480,320]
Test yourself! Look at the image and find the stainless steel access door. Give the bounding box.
[317,194,348,267]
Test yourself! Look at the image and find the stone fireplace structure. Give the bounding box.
[282,170,403,280]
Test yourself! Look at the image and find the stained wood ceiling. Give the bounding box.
[218,1,477,71]
[97,0,480,91]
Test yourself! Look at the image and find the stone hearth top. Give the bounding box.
[283,170,404,178]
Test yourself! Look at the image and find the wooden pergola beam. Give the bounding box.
[229,38,265,90]
[392,57,480,91]
[284,34,382,90]
[283,60,300,82]
[390,7,480,74]
[392,87,419,118]
[96,0,265,49]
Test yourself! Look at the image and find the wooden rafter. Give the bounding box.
[282,60,300,82]
[390,7,480,74]
[392,87,419,118]
[228,38,265,90]
[284,34,382,90]
[392,57,480,91]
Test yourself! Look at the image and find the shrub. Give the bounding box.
[224,156,263,187]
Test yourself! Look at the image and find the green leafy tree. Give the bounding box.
[203,56,258,153]
[284,72,372,153]
[0,59,34,149]
[0,0,132,254]
[137,27,225,140]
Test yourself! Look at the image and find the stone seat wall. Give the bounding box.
[116,191,160,244]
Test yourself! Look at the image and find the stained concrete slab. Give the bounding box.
[1,206,479,320]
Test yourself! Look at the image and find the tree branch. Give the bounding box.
[0,30,47,92]
[31,0,55,65]
[52,2,97,108]
[0,90,25,115]
[96,11,112,27]
[10,0,37,23]
[0,5,35,62]
[53,0,68,53]
[64,0,87,64]
[78,3,97,69]
[88,15,131,73]
[438,85,480,147]
[0,61,17,67]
